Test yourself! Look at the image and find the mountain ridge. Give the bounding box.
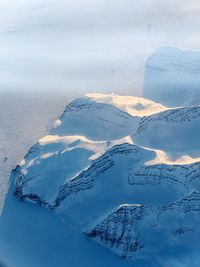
[12,93,200,261]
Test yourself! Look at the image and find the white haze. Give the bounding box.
[0,0,200,95]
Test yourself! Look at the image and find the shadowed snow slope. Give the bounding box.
[144,47,200,107]
[14,134,132,206]
[50,96,140,140]
[88,192,200,259]
[0,181,131,267]
[134,105,200,159]
[11,94,200,264]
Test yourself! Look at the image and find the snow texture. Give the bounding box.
[11,93,200,265]
[144,47,200,106]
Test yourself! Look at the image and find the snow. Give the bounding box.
[1,1,200,265]
[1,0,200,211]
[145,147,200,165]
[88,193,200,260]
[144,47,200,106]
[0,181,131,267]
[134,106,200,160]
[0,92,200,266]
[16,132,133,205]
[86,93,167,116]
[50,97,140,141]
[0,90,75,212]
[10,94,200,265]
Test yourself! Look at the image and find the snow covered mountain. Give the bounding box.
[88,192,200,259]
[12,93,200,263]
[134,105,200,159]
[49,96,140,140]
[143,47,200,107]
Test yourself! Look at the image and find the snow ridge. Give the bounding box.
[87,192,200,259]
[135,106,200,135]
[55,143,147,207]
[146,47,200,74]
[12,93,200,261]
[144,47,200,107]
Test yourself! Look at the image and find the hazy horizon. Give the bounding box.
[1,0,200,96]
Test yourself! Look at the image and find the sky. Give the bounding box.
[0,0,200,95]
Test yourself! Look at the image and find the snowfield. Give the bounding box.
[7,93,200,266]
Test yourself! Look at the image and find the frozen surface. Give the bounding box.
[144,47,200,106]
[0,180,131,267]
[134,105,200,159]
[1,0,200,207]
[0,91,76,212]
[11,94,200,265]
[1,1,200,265]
